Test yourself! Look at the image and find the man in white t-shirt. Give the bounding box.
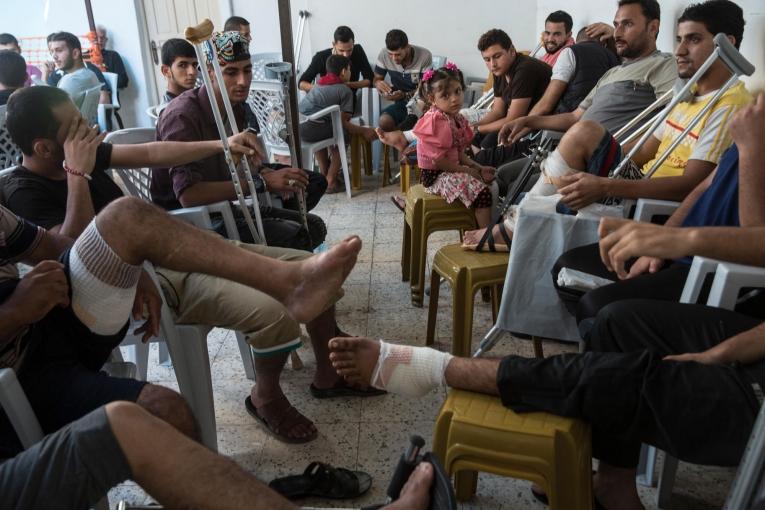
[47,32,100,108]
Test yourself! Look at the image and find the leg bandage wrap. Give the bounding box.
[535,149,577,194]
[370,341,453,398]
[70,220,142,335]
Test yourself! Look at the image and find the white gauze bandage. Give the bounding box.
[69,220,141,336]
[370,341,453,398]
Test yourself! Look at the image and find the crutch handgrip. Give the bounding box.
[184,19,214,43]
[714,33,755,77]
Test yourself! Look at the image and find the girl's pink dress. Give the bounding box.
[413,107,489,208]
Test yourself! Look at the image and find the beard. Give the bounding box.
[545,41,564,54]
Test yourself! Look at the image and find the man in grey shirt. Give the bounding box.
[47,32,100,109]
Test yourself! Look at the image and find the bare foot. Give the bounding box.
[383,462,434,510]
[462,227,488,246]
[283,236,361,323]
[249,389,317,442]
[328,336,381,387]
[375,128,409,153]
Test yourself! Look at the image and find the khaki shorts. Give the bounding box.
[156,241,338,356]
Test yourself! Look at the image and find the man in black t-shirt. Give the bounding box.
[473,29,551,151]
[298,26,373,112]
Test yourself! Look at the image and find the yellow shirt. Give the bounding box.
[643,80,751,178]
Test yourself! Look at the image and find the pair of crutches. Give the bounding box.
[185,19,267,245]
[612,33,755,178]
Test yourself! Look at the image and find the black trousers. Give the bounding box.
[497,299,764,468]
[232,205,326,251]
[473,140,532,173]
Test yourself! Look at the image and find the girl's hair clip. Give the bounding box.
[445,61,459,72]
[422,68,435,82]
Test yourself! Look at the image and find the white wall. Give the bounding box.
[537,0,765,90]
[1,0,154,127]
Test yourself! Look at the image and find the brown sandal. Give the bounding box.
[245,395,317,444]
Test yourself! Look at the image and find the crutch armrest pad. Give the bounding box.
[185,19,214,43]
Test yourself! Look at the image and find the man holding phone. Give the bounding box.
[374,29,433,132]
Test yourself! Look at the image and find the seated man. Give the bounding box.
[95,26,129,90]
[536,10,575,67]
[160,38,198,104]
[298,25,374,113]
[551,9,755,327]
[44,31,102,108]
[0,194,360,458]
[0,50,27,106]
[464,0,750,249]
[374,29,432,132]
[2,85,378,445]
[2,401,432,509]
[151,31,327,251]
[0,33,42,87]
[472,29,551,152]
[299,54,377,192]
[329,220,765,510]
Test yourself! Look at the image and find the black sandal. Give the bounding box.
[269,461,372,500]
[467,221,512,252]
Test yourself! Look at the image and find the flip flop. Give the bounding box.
[244,396,317,444]
[462,221,512,252]
[269,461,372,500]
[390,195,406,212]
[309,381,386,399]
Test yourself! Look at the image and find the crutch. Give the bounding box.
[612,33,755,178]
[294,10,310,73]
[185,19,267,245]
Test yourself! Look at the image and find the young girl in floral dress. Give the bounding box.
[413,64,496,230]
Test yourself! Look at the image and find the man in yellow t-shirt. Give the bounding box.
[538,0,750,211]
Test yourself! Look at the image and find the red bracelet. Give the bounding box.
[62,161,92,181]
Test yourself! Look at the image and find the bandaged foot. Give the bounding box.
[536,148,578,193]
[328,337,453,398]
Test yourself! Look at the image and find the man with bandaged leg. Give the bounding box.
[330,220,765,510]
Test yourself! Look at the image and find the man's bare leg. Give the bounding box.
[106,401,432,509]
[554,120,607,171]
[94,197,360,323]
[315,148,330,175]
[307,305,346,389]
[135,384,200,441]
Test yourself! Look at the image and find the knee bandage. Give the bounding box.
[371,341,454,398]
[69,220,141,335]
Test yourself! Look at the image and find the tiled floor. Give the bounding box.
[110,172,735,509]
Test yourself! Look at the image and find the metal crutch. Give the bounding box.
[612,33,755,178]
[184,19,267,245]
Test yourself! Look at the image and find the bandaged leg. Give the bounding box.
[69,220,142,335]
[371,341,454,398]
[533,148,578,195]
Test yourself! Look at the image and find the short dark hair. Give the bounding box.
[385,29,408,51]
[0,33,19,47]
[546,11,573,33]
[325,54,350,76]
[224,16,250,32]
[6,86,71,155]
[617,0,661,22]
[48,31,82,51]
[678,0,744,49]
[333,26,355,43]
[161,38,196,66]
[477,29,513,52]
[0,50,27,88]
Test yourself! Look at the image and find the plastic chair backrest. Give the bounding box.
[0,368,44,449]
[102,72,120,107]
[248,80,290,158]
[79,85,102,126]
[104,128,156,202]
[251,52,282,81]
[432,55,447,68]
[0,106,23,169]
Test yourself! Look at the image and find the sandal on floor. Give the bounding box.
[390,195,406,212]
[244,396,317,444]
[462,221,512,252]
[269,461,372,500]
[309,381,386,399]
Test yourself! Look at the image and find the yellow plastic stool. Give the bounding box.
[400,161,420,193]
[426,244,509,357]
[401,185,476,306]
[350,134,372,190]
[433,390,593,508]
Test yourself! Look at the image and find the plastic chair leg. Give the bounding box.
[123,343,150,381]
[657,453,679,508]
[636,444,657,487]
[426,269,441,345]
[236,331,256,381]
[158,343,171,367]
[401,221,412,282]
[454,470,479,501]
[350,136,362,190]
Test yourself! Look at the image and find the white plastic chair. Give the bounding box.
[78,85,102,128]
[251,52,282,81]
[0,368,109,509]
[0,105,22,169]
[299,105,351,197]
[97,72,122,132]
[432,55,447,69]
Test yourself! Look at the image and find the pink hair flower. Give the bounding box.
[445,61,459,72]
[422,68,435,82]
